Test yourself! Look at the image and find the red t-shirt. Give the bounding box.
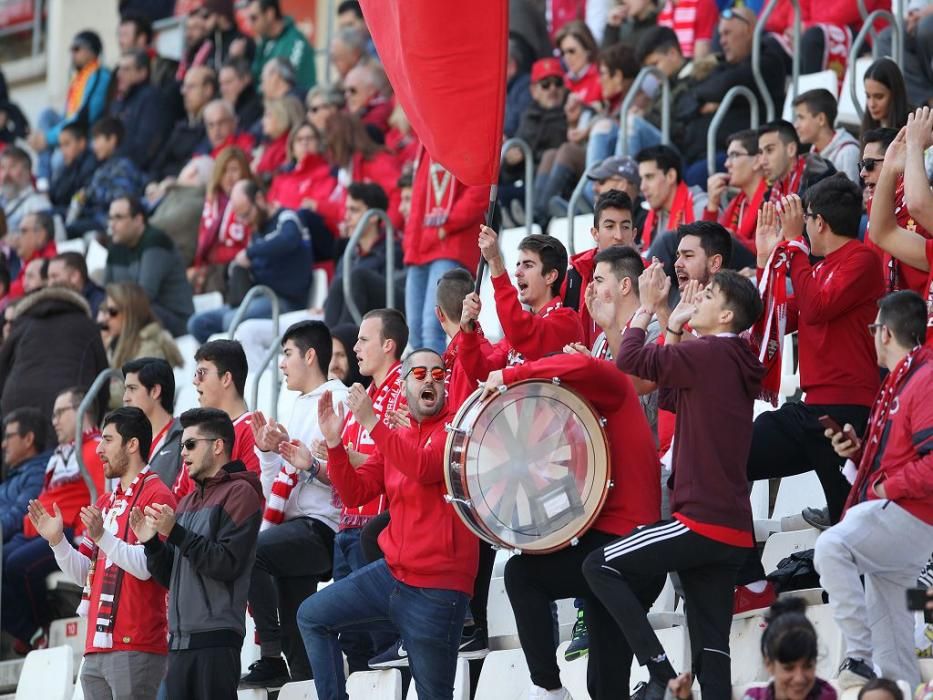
[925,239,933,347]
[657,0,719,58]
[173,413,259,498]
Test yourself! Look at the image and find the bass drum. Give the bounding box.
[444,379,610,553]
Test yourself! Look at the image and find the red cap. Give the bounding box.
[531,58,564,83]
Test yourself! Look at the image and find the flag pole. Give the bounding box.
[474,184,498,294]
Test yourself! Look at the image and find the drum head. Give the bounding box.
[450,380,609,553]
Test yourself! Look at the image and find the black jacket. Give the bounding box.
[148,118,208,181]
[50,149,98,210]
[234,84,264,134]
[109,81,171,173]
[509,101,568,178]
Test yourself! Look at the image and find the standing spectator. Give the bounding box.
[703,130,767,253]
[49,123,97,220]
[202,0,255,71]
[859,128,900,249]
[220,58,264,133]
[135,407,263,700]
[329,28,368,83]
[27,30,111,182]
[122,357,184,488]
[0,147,51,235]
[248,0,316,90]
[876,1,933,109]
[6,212,57,301]
[556,21,603,105]
[1,387,105,652]
[0,286,108,422]
[792,90,860,183]
[656,0,718,59]
[344,62,393,135]
[104,196,195,338]
[584,43,644,170]
[758,120,837,203]
[254,96,305,180]
[0,408,53,545]
[186,180,311,342]
[31,407,176,700]
[861,59,911,135]
[47,252,106,318]
[109,48,171,173]
[240,322,348,687]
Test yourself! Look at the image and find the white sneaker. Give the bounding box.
[528,686,572,700]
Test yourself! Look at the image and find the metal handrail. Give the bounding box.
[848,10,900,123]
[500,137,535,238]
[75,368,123,503]
[858,0,904,65]
[708,86,761,176]
[323,0,335,83]
[754,0,800,122]
[619,66,671,157]
[227,285,280,339]
[251,333,284,418]
[343,208,396,324]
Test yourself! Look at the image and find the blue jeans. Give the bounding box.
[187,294,300,343]
[404,259,462,353]
[297,558,469,700]
[586,115,664,171]
[37,108,65,182]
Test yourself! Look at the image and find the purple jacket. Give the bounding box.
[743,679,837,700]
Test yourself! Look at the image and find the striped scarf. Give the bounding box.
[262,464,301,530]
[768,156,806,204]
[65,60,99,118]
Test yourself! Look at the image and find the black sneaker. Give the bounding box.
[564,607,589,661]
[837,657,876,689]
[630,677,669,700]
[239,656,290,688]
[801,506,832,530]
[458,627,489,660]
[369,639,409,669]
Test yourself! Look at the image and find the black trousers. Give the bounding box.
[737,401,870,584]
[248,517,335,680]
[166,646,240,700]
[506,529,663,700]
[583,520,750,700]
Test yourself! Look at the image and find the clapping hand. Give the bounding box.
[279,439,315,470]
[386,407,411,429]
[27,500,64,546]
[251,411,290,453]
[669,279,701,330]
[777,194,805,241]
[143,504,176,538]
[316,390,346,446]
[637,262,670,313]
[79,505,105,543]
[755,201,782,266]
[563,342,592,357]
[906,107,933,151]
[347,383,376,429]
[585,280,616,331]
[129,506,158,543]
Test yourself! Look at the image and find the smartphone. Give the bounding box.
[819,415,859,444]
[906,588,933,624]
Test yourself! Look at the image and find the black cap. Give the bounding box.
[71,30,103,57]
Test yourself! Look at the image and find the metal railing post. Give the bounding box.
[754,0,800,122]
[859,0,904,65]
[31,0,43,57]
[619,66,670,157]
[343,209,396,324]
[227,285,280,340]
[251,334,284,418]
[564,175,590,257]
[76,369,123,503]
[707,86,760,176]
[848,10,900,123]
[500,138,535,238]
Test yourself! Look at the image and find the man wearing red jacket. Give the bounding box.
[404,144,490,353]
[815,291,933,689]
[488,352,662,700]
[29,407,176,699]
[455,228,584,381]
[295,348,478,700]
[6,211,57,301]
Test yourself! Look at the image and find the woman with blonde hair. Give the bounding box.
[255,95,305,181]
[267,121,336,212]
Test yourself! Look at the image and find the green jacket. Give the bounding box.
[253,16,316,90]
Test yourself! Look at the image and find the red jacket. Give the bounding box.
[267,153,337,213]
[561,247,598,348]
[255,132,289,178]
[7,240,57,301]
[442,327,484,412]
[503,353,660,536]
[764,0,890,32]
[403,149,489,270]
[454,272,584,383]
[326,404,479,595]
[316,151,403,234]
[210,132,255,159]
[565,64,602,105]
[358,95,394,134]
[786,240,884,407]
[194,192,250,267]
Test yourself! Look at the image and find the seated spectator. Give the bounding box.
[0,147,52,235]
[260,56,300,102]
[0,283,108,422]
[190,146,253,295]
[104,196,195,338]
[336,0,374,53]
[249,0,316,90]
[98,282,183,408]
[47,251,106,317]
[49,123,97,219]
[201,0,255,71]
[305,85,345,135]
[0,386,104,652]
[109,48,171,173]
[876,2,933,108]
[634,26,695,155]
[344,62,393,134]
[117,11,177,90]
[200,98,256,159]
[0,69,29,150]
[174,6,213,82]
[187,180,311,342]
[703,129,767,253]
[759,120,837,203]
[860,127,898,232]
[0,408,53,544]
[27,30,110,182]
[21,259,48,294]
[656,0,718,59]
[556,21,602,105]
[793,89,860,182]
[329,27,369,83]
[504,38,533,139]
[861,58,911,134]
[220,57,264,134]
[584,43,646,172]
[255,95,305,181]
[328,324,366,387]
[6,212,57,301]
[602,0,661,50]
[585,155,647,231]
[66,118,145,239]
[267,122,335,212]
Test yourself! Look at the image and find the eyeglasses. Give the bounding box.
[858,158,884,173]
[726,151,754,161]
[181,437,219,451]
[52,405,76,420]
[405,366,445,382]
[867,322,885,336]
[721,8,753,24]
[193,367,220,381]
[103,306,120,318]
[537,77,563,90]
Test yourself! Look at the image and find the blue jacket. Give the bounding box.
[0,450,52,541]
[45,66,111,147]
[247,209,312,306]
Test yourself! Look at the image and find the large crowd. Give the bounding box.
[0,0,931,699]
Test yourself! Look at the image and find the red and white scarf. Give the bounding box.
[749,239,810,405]
[77,467,156,649]
[768,156,806,204]
[641,181,695,251]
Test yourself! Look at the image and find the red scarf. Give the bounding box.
[844,346,931,514]
[768,156,806,203]
[723,180,767,250]
[749,239,810,405]
[641,182,695,250]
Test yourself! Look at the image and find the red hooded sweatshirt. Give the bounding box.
[503,353,660,536]
[326,402,479,595]
[7,240,57,301]
[267,153,337,212]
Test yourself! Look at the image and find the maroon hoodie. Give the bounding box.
[618,329,764,543]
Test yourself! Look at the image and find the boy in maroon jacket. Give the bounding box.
[583,269,764,700]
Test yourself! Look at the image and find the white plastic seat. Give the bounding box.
[237,690,268,700]
[55,238,87,256]
[193,291,224,314]
[781,71,839,121]
[49,616,87,668]
[805,604,844,679]
[308,267,330,310]
[761,528,820,575]
[630,625,690,688]
[71,656,85,700]
[836,57,873,128]
[16,646,74,700]
[84,238,109,285]
[771,472,826,521]
[346,669,403,700]
[404,658,469,700]
[474,649,531,700]
[240,612,260,679]
[278,680,319,700]
[730,614,769,684]
[555,640,590,700]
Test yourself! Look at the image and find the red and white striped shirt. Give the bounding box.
[657,0,719,58]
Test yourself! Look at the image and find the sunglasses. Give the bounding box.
[181,437,218,451]
[405,366,445,382]
[537,77,563,90]
[858,158,884,173]
[721,8,752,24]
[103,306,120,318]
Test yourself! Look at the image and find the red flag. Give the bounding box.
[359,0,508,187]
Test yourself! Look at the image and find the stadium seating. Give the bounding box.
[345,669,403,700]
[404,658,469,700]
[836,57,873,129]
[278,679,320,699]
[781,71,839,122]
[237,689,268,699]
[15,646,73,700]
[474,649,531,699]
